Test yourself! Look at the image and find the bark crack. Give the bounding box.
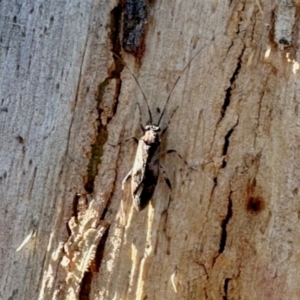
[220,46,244,123]
[101,166,119,220]
[223,278,231,300]
[212,176,218,195]
[85,4,124,194]
[67,5,124,298]
[209,45,244,155]
[221,118,239,168]
[79,227,110,300]
[221,129,234,168]
[219,192,233,254]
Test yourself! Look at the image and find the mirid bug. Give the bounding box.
[122,123,161,211]
[115,46,206,211]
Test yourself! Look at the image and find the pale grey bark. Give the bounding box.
[1,0,300,299]
[0,0,111,298]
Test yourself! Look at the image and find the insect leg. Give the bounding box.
[165,150,197,171]
[122,169,132,190]
[160,165,172,190]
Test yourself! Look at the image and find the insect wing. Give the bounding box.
[131,139,148,196]
[131,138,161,210]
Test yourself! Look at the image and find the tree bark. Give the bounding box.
[1,0,300,299]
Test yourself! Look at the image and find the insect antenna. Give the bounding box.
[112,53,153,124]
[157,45,207,126]
[136,102,146,132]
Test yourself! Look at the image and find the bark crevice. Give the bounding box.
[221,118,239,168]
[79,227,110,300]
[220,46,244,122]
[85,4,125,193]
[223,278,230,300]
[219,192,233,254]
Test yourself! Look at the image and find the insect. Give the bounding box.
[115,46,206,211]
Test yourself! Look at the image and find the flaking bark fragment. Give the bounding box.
[50,198,109,300]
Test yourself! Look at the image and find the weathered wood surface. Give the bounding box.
[1,0,300,299]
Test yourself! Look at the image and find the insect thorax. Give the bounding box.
[143,125,161,144]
